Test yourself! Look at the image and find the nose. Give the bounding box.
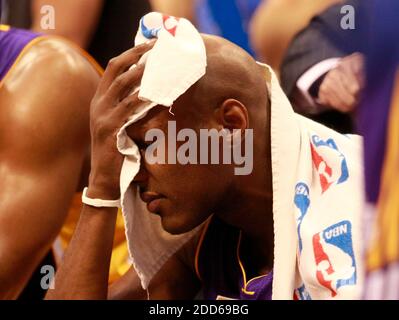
[132,161,149,190]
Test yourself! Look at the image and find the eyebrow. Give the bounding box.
[128,118,160,142]
[127,106,169,140]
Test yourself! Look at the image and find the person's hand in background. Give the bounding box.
[318,52,365,113]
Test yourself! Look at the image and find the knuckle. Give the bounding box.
[91,117,115,140]
[319,83,328,94]
[120,94,138,109]
[114,75,125,88]
[118,99,129,109]
[91,95,106,110]
[119,96,133,108]
[107,57,118,70]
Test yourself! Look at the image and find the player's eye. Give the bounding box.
[137,140,152,151]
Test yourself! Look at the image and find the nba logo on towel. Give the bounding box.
[294,182,310,254]
[294,284,312,300]
[162,15,180,37]
[310,135,349,193]
[312,220,357,297]
[140,14,180,39]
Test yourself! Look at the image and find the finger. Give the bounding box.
[336,65,360,97]
[98,40,156,93]
[344,53,365,89]
[335,72,357,109]
[319,75,353,112]
[319,85,342,110]
[106,63,145,102]
[115,91,146,117]
[349,53,364,74]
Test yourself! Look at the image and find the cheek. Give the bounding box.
[148,163,205,191]
[148,163,213,194]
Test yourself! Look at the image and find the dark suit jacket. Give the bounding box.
[279,0,370,132]
[280,0,368,96]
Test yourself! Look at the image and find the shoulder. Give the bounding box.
[0,36,100,163]
[16,36,101,89]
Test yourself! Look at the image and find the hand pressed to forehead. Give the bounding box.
[88,40,156,200]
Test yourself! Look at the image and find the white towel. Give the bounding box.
[117,12,364,299]
[116,12,207,290]
[262,62,364,299]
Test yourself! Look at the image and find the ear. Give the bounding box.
[214,99,249,130]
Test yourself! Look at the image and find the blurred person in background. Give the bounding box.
[280,0,369,133]
[359,0,399,299]
[250,0,343,75]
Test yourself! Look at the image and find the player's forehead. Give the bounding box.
[126,106,169,140]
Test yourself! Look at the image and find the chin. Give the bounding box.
[159,210,204,235]
[160,218,195,235]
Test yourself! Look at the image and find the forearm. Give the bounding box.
[46,194,117,300]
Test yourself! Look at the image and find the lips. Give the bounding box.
[140,191,165,213]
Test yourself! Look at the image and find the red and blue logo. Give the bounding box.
[312,220,357,297]
[140,14,180,39]
[294,284,312,300]
[310,135,349,193]
[294,182,310,254]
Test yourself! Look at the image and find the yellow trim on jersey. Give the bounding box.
[0,36,48,89]
[195,219,270,296]
[194,218,212,281]
[366,69,399,271]
[236,232,255,295]
[0,34,104,90]
[0,24,10,31]
[50,35,104,75]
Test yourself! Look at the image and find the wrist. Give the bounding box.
[82,187,121,208]
[87,174,120,200]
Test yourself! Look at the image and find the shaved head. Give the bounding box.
[165,34,269,133]
[191,35,268,120]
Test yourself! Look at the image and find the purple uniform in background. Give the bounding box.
[358,0,399,300]
[196,216,273,300]
[0,25,41,81]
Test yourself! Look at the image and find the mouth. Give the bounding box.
[140,191,165,213]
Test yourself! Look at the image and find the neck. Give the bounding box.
[215,143,274,267]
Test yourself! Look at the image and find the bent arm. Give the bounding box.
[0,39,99,299]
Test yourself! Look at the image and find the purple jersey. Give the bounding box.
[195,216,273,300]
[0,25,42,81]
